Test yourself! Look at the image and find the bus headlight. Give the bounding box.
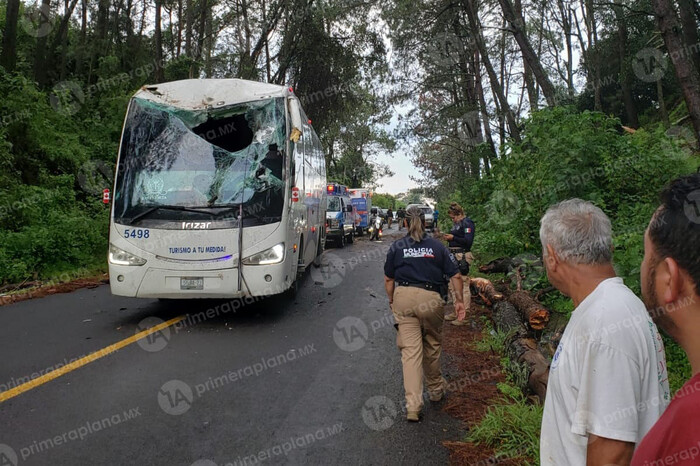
[109,244,147,266]
[329,219,340,228]
[242,243,285,265]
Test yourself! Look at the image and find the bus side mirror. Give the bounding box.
[345,205,353,213]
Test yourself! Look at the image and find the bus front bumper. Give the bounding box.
[109,261,292,299]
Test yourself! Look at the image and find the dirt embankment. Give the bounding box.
[0,274,109,307]
[441,300,525,465]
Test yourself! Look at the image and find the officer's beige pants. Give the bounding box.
[449,252,473,310]
[392,286,446,413]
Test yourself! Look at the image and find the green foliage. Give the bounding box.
[473,319,512,354]
[664,335,692,395]
[0,71,120,284]
[371,193,400,209]
[456,107,697,278]
[467,382,543,464]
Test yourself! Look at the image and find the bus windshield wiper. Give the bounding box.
[129,205,219,224]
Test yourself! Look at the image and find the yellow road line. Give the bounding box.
[0,315,186,403]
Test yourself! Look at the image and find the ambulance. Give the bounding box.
[325,183,355,247]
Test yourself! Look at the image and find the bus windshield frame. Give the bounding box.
[113,96,287,229]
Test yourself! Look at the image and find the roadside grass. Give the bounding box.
[468,319,542,464]
[472,317,512,353]
[467,382,543,465]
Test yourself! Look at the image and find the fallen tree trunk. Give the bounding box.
[492,301,524,334]
[508,333,550,402]
[508,290,550,330]
[478,257,513,274]
[470,277,504,306]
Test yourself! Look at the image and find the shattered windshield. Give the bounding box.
[113,96,287,228]
[327,197,341,212]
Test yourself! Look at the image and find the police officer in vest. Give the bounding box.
[384,206,466,422]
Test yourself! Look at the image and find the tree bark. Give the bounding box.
[155,0,165,82]
[463,0,521,142]
[677,0,700,74]
[33,0,52,86]
[176,0,182,57]
[555,0,575,99]
[479,257,514,274]
[508,290,551,330]
[497,0,558,106]
[49,0,80,80]
[582,0,602,111]
[195,0,208,61]
[1,0,21,71]
[475,50,498,160]
[185,0,193,56]
[493,301,524,333]
[651,0,700,149]
[507,334,550,402]
[613,2,639,128]
[514,0,539,110]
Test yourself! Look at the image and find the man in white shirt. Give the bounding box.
[539,199,670,466]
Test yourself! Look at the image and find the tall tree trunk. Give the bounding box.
[195,0,208,60]
[497,0,558,106]
[89,0,111,83]
[75,0,88,76]
[1,0,21,71]
[49,0,80,80]
[651,0,700,148]
[463,0,521,142]
[185,0,193,56]
[204,5,213,77]
[33,0,52,86]
[582,0,602,111]
[613,2,639,128]
[262,0,271,82]
[177,0,183,57]
[475,50,498,160]
[155,0,165,82]
[168,7,176,59]
[514,0,538,110]
[677,0,700,74]
[555,0,575,98]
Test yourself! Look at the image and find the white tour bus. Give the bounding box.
[108,79,327,298]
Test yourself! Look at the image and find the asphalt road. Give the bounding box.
[0,225,462,466]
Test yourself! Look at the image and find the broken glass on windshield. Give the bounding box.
[113,96,287,228]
